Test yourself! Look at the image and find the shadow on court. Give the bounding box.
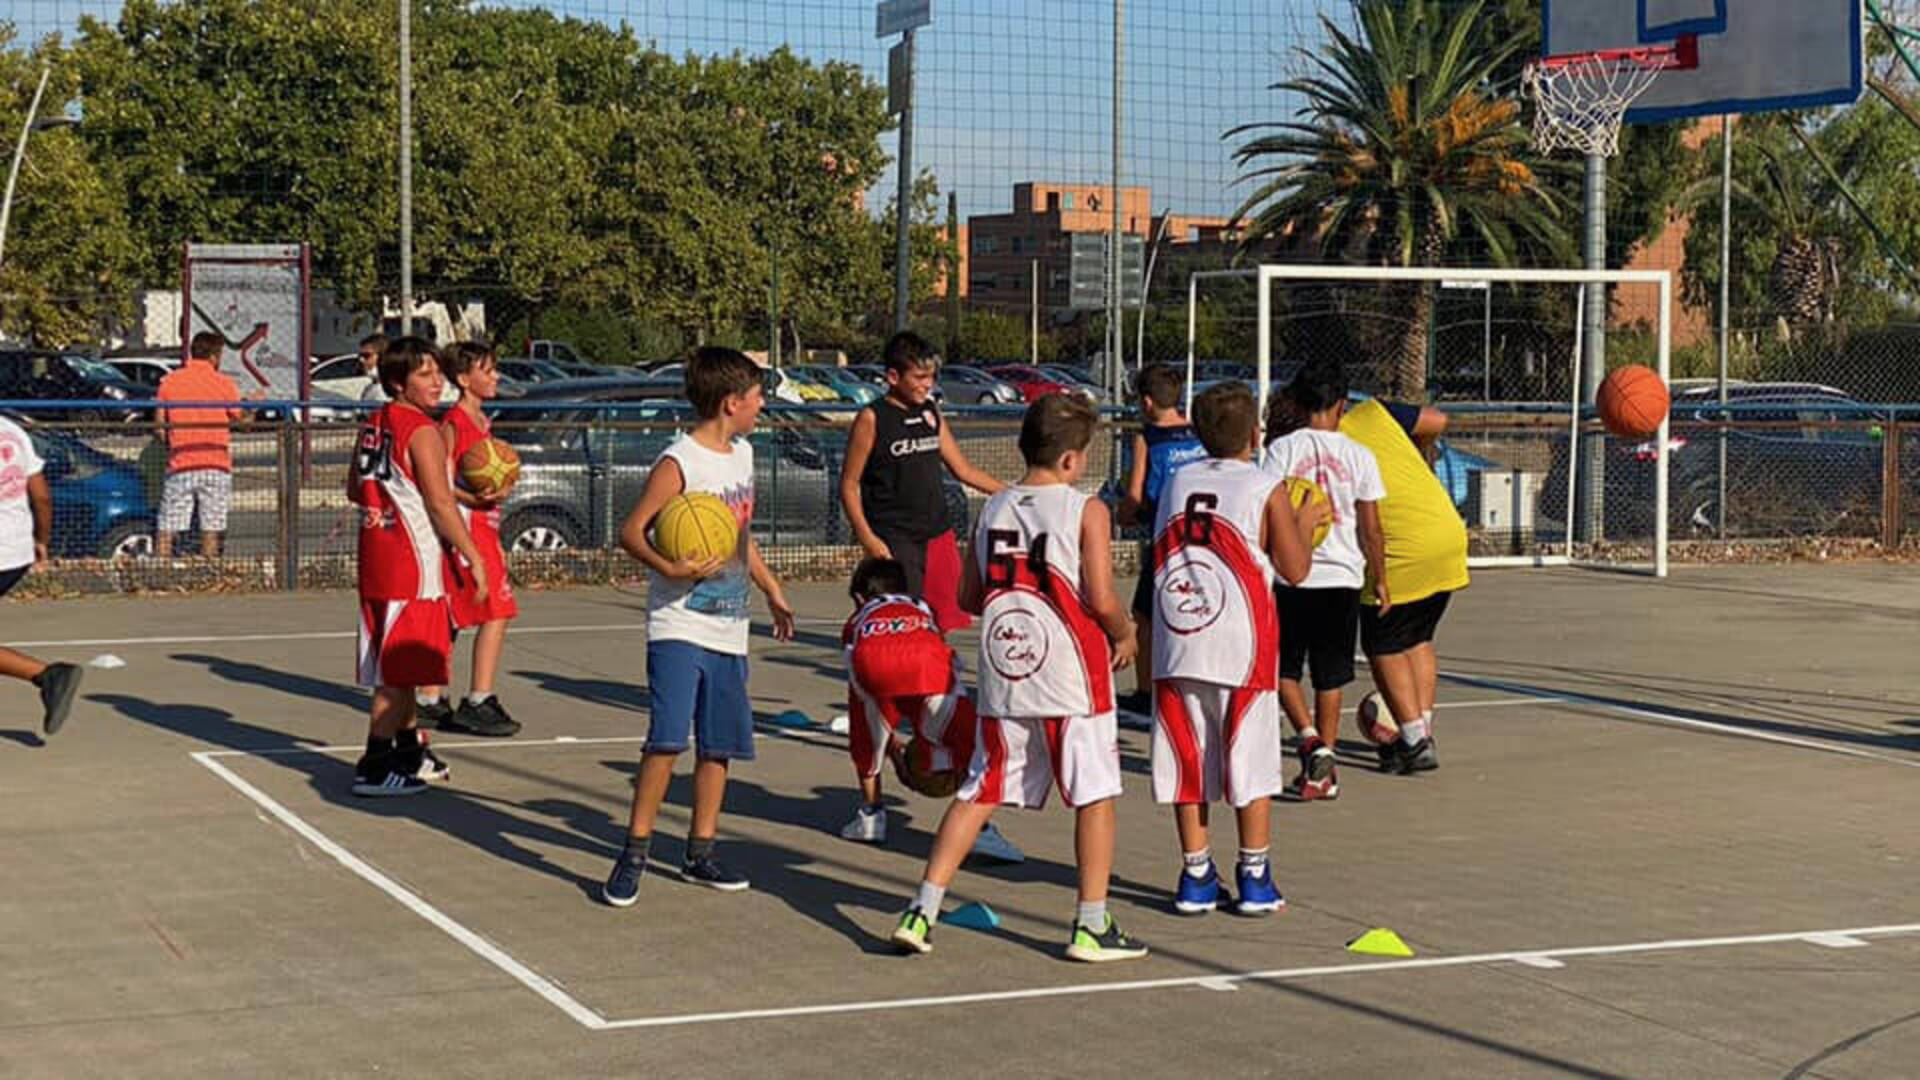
[171,652,368,712]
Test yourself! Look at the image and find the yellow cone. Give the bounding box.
[1346,928,1414,957]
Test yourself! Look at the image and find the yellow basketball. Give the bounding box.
[653,492,739,563]
[459,437,521,500]
[1285,476,1333,549]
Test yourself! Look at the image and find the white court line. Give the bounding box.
[190,751,612,1031]
[16,617,852,649]
[193,740,1920,1032]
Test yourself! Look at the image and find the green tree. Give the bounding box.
[0,33,141,346]
[1227,0,1571,397]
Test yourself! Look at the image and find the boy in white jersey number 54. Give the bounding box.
[890,394,1147,964]
[1151,382,1326,915]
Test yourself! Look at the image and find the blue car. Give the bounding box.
[25,424,159,559]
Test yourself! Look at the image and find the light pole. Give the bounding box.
[0,64,60,271]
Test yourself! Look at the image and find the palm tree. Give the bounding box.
[1227,0,1570,398]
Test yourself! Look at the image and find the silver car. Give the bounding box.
[936,365,1023,405]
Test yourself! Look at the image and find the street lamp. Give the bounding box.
[1,65,81,271]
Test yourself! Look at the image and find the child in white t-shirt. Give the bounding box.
[1258,363,1386,801]
[0,416,81,736]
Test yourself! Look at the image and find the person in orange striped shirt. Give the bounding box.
[155,332,249,558]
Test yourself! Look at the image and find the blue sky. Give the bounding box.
[12,0,1344,220]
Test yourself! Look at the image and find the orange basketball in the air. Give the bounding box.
[1596,365,1669,440]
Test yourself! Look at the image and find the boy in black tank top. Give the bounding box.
[841,332,1004,630]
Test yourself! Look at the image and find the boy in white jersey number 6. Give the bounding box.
[891,394,1147,963]
[1151,382,1325,915]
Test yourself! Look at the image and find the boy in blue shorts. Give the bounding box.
[1115,363,1205,717]
[603,348,797,905]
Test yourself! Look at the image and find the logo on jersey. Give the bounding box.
[1157,555,1226,635]
[888,435,941,457]
[861,614,932,638]
[985,606,1050,680]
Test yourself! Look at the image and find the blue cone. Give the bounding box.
[767,709,815,729]
[940,901,1001,931]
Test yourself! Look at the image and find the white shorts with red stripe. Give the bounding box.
[849,680,972,779]
[356,597,453,689]
[1151,678,1284,808]
[958,712,1123,810]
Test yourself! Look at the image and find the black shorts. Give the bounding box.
[876,529,929,595]
[1276,586,1361,689]
[1360,591,1452,657]
[1131,541,1155,616]
[0,564,26,599]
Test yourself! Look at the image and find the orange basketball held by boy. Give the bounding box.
[652,491,739,564]
[458,436,521,501]
[1597,364,1670,440]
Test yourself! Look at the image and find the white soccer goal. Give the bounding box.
[1185,264,1671,577]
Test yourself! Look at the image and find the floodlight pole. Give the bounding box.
[1717,114,1733,539]
[398,0,414,335]
[892,29,916,332]
[0,64,51,272]
[1108,0,1124,399]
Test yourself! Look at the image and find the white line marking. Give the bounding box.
[190,751,610,1031]
[1803,933,1870,949]
[1197,978,1239,992]
[592,923,1920,1029]
[1512,955,1567,969]
[15,622,652,648]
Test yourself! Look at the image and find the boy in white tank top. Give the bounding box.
[1151,382,1326,915]
[890,394,1148,964]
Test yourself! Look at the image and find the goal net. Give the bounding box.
[1184,265,1672,577]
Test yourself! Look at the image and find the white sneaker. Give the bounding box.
[840,806,886,844]
[969,822,1026,864]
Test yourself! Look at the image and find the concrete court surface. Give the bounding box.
[3,564,1919,1078]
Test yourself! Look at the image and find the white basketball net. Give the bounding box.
[1523,50,1672,157]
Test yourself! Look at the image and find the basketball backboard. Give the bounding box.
[1541,0,1863,123]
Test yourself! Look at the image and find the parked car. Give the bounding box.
[844,364,889,390]
[310,353,457,402]
[526,339,590,368]
[107,356,179,389]
[496,358,572,384]
[0,351,155,423]
[791,365,880,406]
[1539,383,1893,538]
[983,364,1078,403]
[766,367,843,405]
[491,378,966,553]
[1040,364,1107,399]
[936,365,1023,405]
[3,415,159,559]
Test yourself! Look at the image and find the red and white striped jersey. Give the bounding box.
[356,402,446,601]
[1150,458,1281,690]
[973,484,1113,719]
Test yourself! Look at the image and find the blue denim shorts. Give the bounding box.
[645,640,754,760]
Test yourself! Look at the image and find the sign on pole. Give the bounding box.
[876,0,931,38]
[887,41,911,115]
[181,243,312,400]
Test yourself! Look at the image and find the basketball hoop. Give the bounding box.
[1523,36,1697,157]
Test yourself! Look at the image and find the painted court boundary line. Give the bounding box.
[16,617,853,650]
[191,746,1920,1032]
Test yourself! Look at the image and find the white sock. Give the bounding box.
[914,881,947,914]
[1400,716,1430,744]
[1182,848,1213,878]
[1238,846,1270,872]
[465,692,493,706]
[416,691,442,707]
[1076,899,1108,929]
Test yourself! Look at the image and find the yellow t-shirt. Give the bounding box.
[1339,399,1468,606]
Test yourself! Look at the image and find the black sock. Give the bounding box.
[686,835,715,864]
[394,728,421,751]
[622,834,652,865]
[30,671,44,687]
[365,735,395,758]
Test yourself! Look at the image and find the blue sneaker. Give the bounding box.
[1235,861,1285,916]
[1174,861,1228,915]
[603,851,646,908]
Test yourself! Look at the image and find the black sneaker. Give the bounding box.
[36,662,82,736]
[444,698,520,737]
[681,856,750,892]
[1303,741,1336,782]
[416,698,454,730]
[603,852,646,908]
[1401,737,1438,772]
[352,755,427,798]
[394,733,451,783]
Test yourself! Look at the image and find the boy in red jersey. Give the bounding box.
[838,556,1023,863]
[415,342,520,737]
[347,337,490,797]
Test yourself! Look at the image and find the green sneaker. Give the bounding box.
[1066,915,1150,963]
[891,906,935,955]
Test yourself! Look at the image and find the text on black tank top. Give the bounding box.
[861,399,948,540]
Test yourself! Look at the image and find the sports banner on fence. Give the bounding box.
[181,243,312,400]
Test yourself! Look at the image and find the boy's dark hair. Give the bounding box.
[188,331,223,361]
[379,336,442,397]
[1134,363,1184,410]
[850,556,911,602]
[882,331,938,374]
[358,332,389,353]
[1287,361,1348,414]
[1191,381,1258,458]
[438,340,495,388]
[1018,392,1098,467]
[684,346,762,418]
[1264,386,1308,444]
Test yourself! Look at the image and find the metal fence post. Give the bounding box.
[277,416,300,590]
[1882,418,1903,551]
